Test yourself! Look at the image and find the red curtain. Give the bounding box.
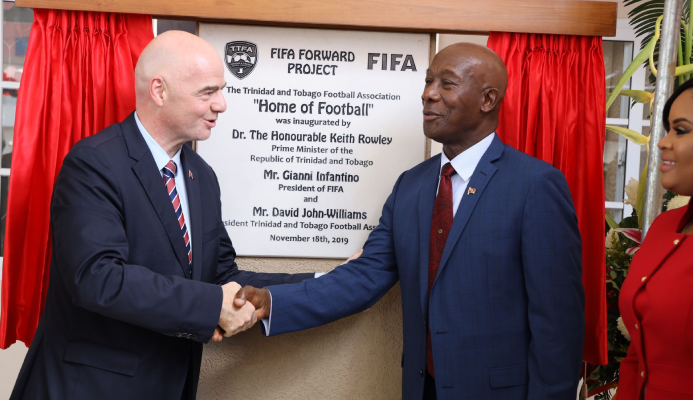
[487,32,608,364]
[0,10,152,349]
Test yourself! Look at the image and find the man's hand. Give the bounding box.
[216,282,257,339]
[234,286,271,320]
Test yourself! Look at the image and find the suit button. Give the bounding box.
[641,371,645,378]
[641,276,647,282]
[419,369,424,377]
[635,324,639,330]
[437,229,442,234]
[179,357,188,365]
[674,239,680,245]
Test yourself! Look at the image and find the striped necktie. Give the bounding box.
[163,160,191,265]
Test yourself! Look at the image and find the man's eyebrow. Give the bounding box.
[197,83,226,93]
[425,68,460,77]
[439,68,460,76]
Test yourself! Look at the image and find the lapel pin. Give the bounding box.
[467,187,476,195]
[189,170,194,180]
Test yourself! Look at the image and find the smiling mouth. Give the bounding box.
[660,159,676,173]
[423,111,441,121]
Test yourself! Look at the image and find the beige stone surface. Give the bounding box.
[197,257,404,400]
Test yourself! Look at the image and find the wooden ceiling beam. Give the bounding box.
[15,0,617,37]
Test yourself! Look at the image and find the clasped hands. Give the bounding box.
[211,249,363,342]
[211,282,271,342]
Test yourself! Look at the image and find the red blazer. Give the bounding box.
[618,201,693,400]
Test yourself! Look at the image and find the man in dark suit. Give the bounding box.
[10,31,313,400]
[236,43,585,400]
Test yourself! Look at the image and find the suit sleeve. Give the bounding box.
[214,226,314,286]
[51,146,222,343]
[261,173,405,336]
[210,166,314,287]
[521,167,585,400]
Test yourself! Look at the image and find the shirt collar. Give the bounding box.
[134,111,182,176]
[440,133,495,181]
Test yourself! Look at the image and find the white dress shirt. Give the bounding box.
[262,133,496,335]
[134,112,192,251]
[439,132,495,218]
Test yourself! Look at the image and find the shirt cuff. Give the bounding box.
[262,273,323,336]
[261,289,273,336]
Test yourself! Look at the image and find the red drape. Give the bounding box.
[487,32,608,364]
[0,10,152,349]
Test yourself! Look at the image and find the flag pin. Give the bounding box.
[467,187,476,195]
[189,170,194,180]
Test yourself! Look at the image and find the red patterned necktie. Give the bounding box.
[163,160,191,266]
[427,162,456,377]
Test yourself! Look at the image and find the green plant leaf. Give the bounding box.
[605,213,620,229]
[606,35,658,110]
[687,0,693,80]
[626,0,691,87]
[649,16,665,77]
[678,24,685,85]
[619,89,654,103]
[636,158,649,229]
[605,125,651,145]
[676,63,693,76]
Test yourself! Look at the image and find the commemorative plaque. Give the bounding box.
[198,24,429,258]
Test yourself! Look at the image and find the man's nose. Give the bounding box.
[213,91,227,113]
[422,85,440,102]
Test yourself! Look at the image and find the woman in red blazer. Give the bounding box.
[618,78,693,400]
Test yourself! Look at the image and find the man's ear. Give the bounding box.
[150,76,166,107]
[480,87,500,113]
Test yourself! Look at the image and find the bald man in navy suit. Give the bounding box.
[10,31,314,400]
[236,43,585,400]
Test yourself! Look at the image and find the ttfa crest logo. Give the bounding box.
[225,41,258,79]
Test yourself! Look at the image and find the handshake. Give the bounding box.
[210,250,362,342]
[211,282,271,342]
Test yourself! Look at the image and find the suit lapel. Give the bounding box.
[181,148,203,281]
[434,135,504,286]
[123,113,191,275]
[419,155,442,317]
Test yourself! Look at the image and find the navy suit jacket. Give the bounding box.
[267,135,585,400]
[11,113,312,400]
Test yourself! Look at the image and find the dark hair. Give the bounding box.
[663,77,693,131]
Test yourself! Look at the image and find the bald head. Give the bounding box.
[135,31,222,104]
[422,43,508,159]
[134,30,227,157]
[434,43,508,108]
